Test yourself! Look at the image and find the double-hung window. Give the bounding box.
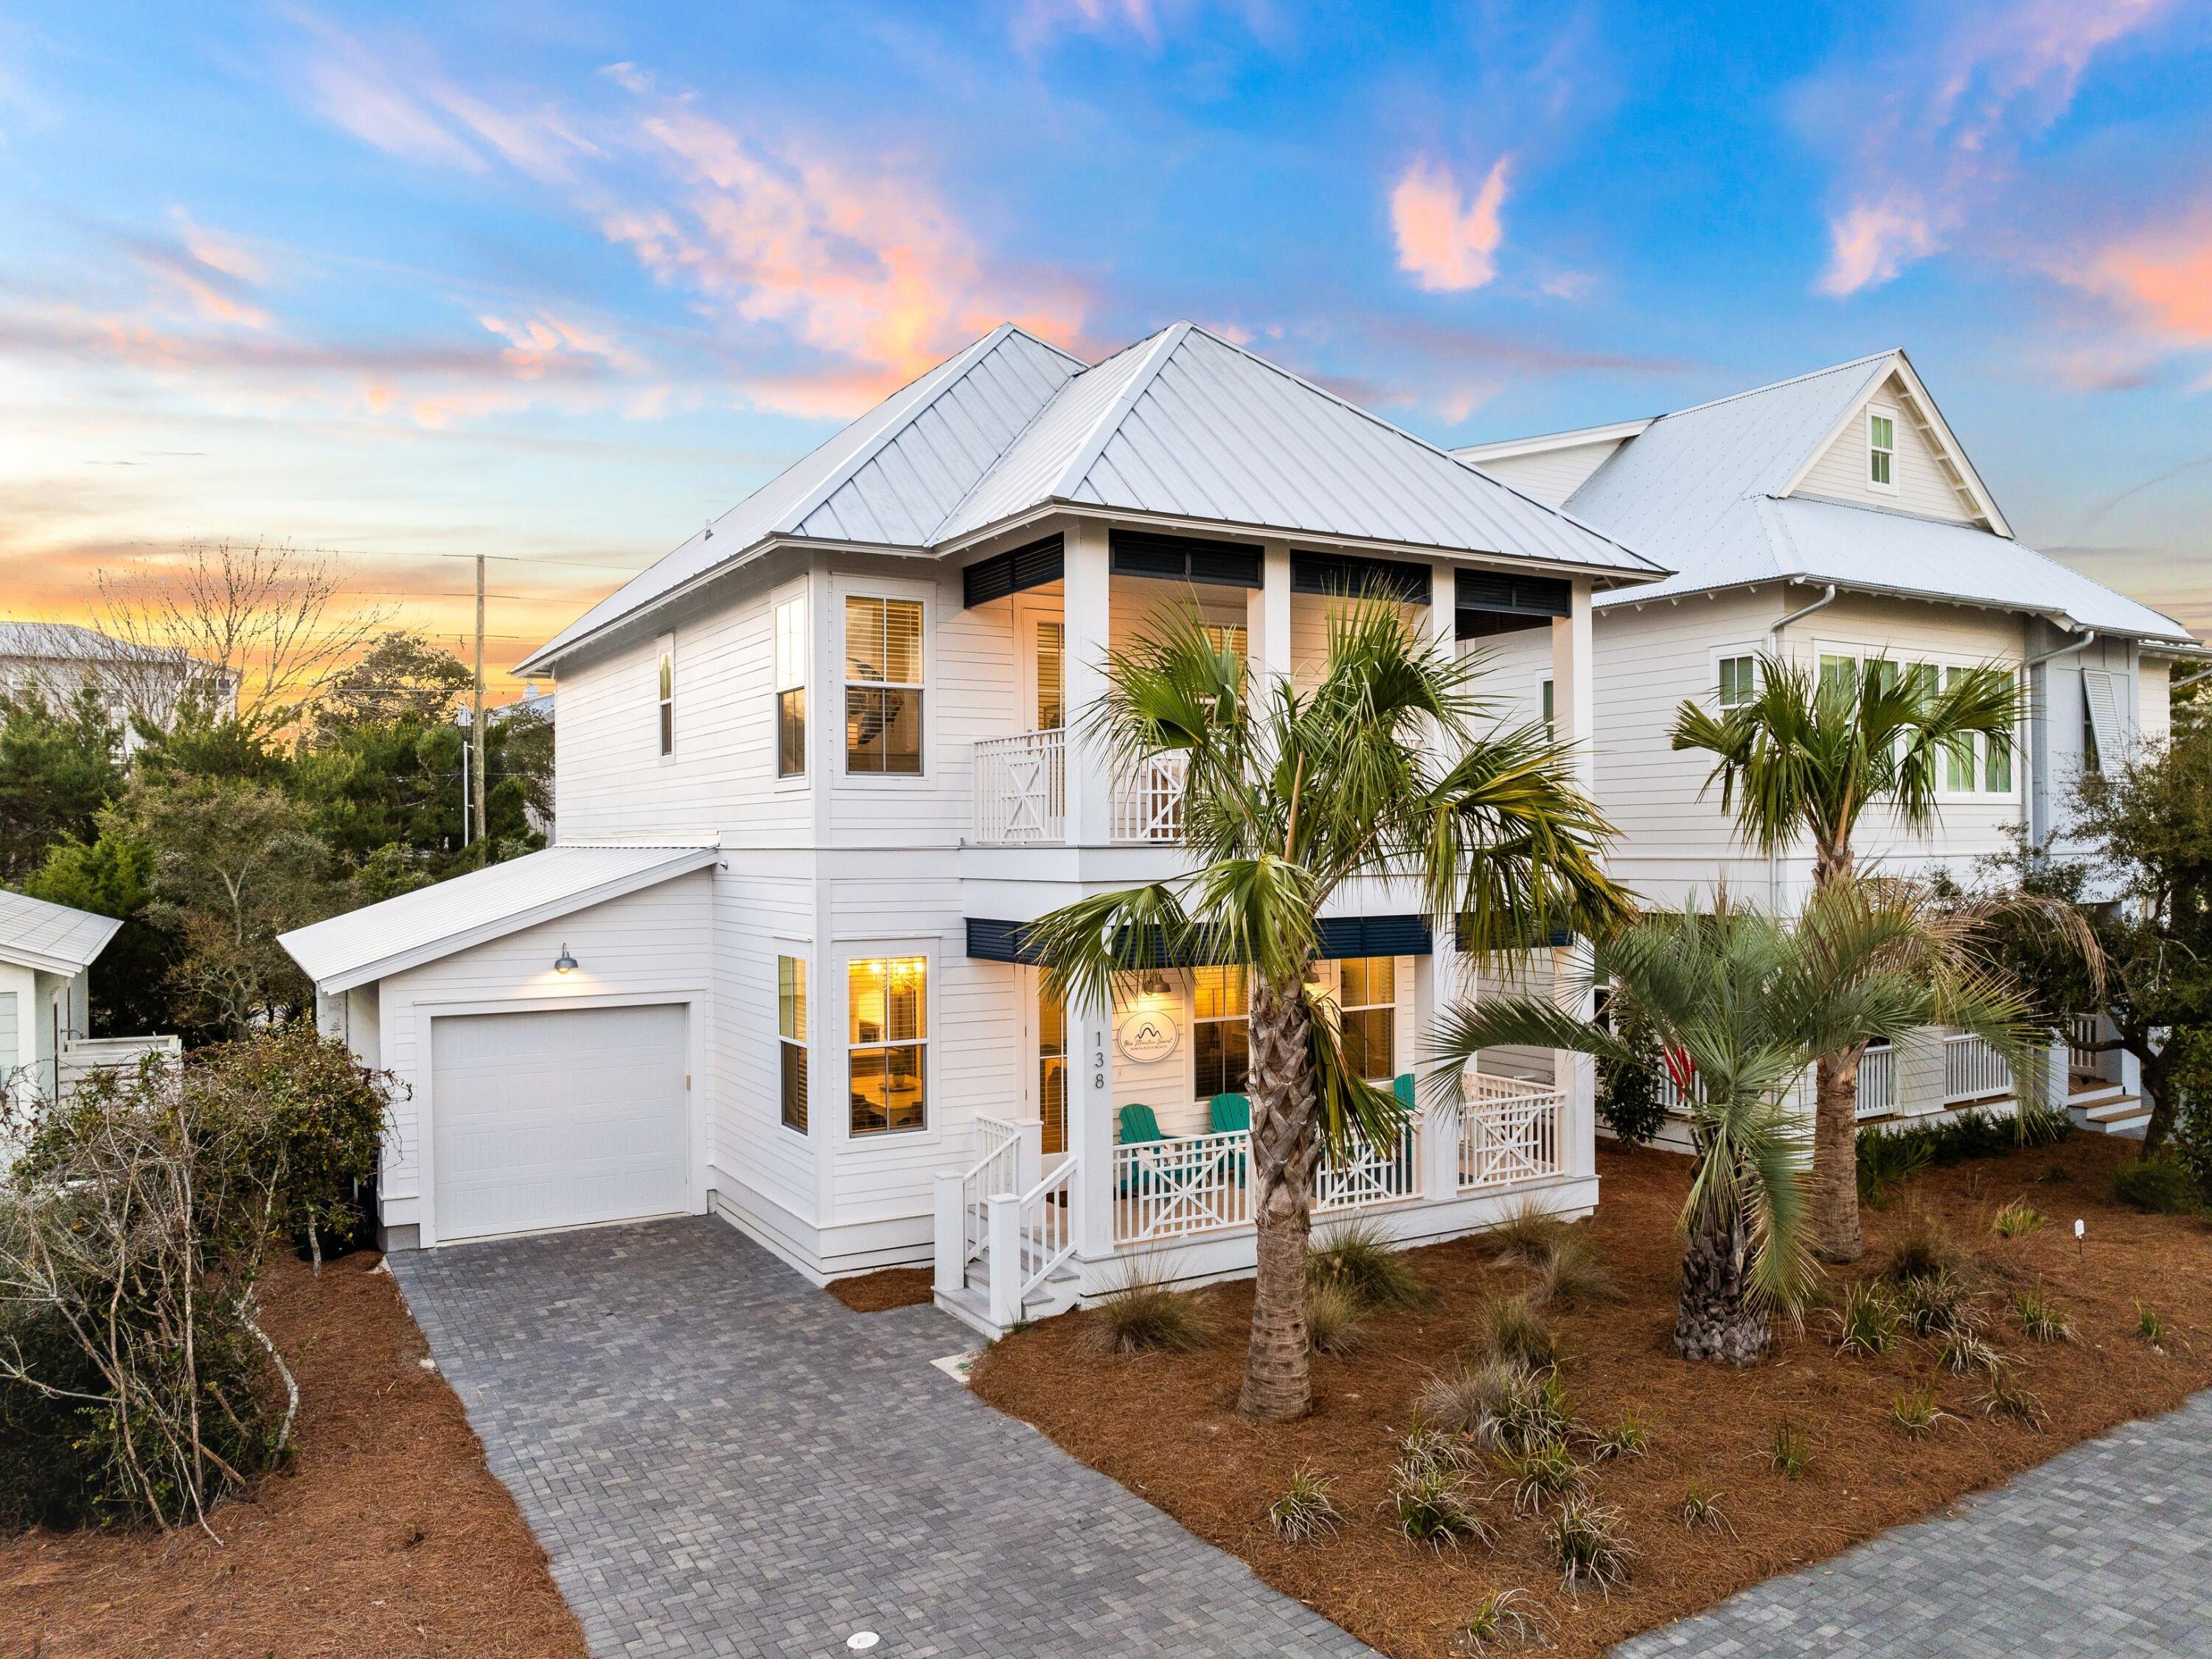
[849,956,926,1133]
[1868,409,1896,490]
[1192,965,1250,1100]
[1540,676,1556,737]
[774,595,807,777]
[778,956,808,1133]
[844,597,923,774]
[1717,655,1756,708]
[1336,957,1397,1082]
[656,636,675,757]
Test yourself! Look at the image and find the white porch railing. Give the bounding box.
[988,1155,1081,1329]
[1857,1045,1896,1119]
[1110,752,1188,843]
[973,728,1064,844]
[1110,1110,1425,1244]
[1458,1074,1565,1190]
[2066,1013,2101,1074]
[53,1034,182,1101]
[1944,1033,2012,1105]
[952,1116,1025,1281]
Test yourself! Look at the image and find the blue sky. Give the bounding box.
[4,0,2209,690]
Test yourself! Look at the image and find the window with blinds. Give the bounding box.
[844,597,924,774]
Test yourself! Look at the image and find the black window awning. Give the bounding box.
[962,533,1065,608]
[966,914,1433,966]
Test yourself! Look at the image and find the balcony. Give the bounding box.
[971,728,1189,845]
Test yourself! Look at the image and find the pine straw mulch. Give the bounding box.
[0,1250,587,1659]
[825,1266,936,1313]
[970,1134,2212,1659]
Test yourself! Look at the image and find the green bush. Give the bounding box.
[1597,1048,1669,1147]
[1859,1105,2072,1209]
[2110,1156,2201,1215]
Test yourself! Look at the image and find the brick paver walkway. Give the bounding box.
[1618,1387,2212,1657]
[392,1217,1373,1659]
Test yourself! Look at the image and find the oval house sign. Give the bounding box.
[1116,1005,1182,1065]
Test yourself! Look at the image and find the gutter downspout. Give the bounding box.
[1766,583,1839,911]
[2023,627,2096,856]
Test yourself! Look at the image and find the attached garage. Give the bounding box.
[431,1004,690,1240]
[279,841,720,1251]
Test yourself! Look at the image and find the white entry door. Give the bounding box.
[431,1004,689,1242]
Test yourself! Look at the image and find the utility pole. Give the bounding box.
[473,554,488,860]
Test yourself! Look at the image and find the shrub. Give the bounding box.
[1093,1267,1213,1354]
[1680,1482,1733,1534]
[1991,1198,2045,1239]
[1769,1420,1809,1478]
[1415,1359,1521,1438]
[1547,1497,1632,1596]
[1496,1436,1586,1514]
[1479,1368,1573,1457]
[1306,1280,1366,1355]
[1395,1412,1480,1480]
[1884,1207,1960,1284]
[1473,1294,1559,1371]
[1597,1043,1669,1147]
[1975,1366,2045,1427]
[2110,1157,2201,1216]
[1464,1587,1545,1656]
[1307,1220,1433,1310]
[1832,1281,1900,1356]
[1267,1466,1340,1543]
[1586,1411,1650,1462]
[1860,1107,2070,1208]
[2011,1286,2074,1343]
[1935,1329,2007,1376]
[1857,1127,1933,1208]
[1896,1269,1981,1339]
[1387,1461,1494,1550]
[1889,1387,1946,1438]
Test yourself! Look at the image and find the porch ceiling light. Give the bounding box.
[554,944,579,975]
[1139,968,1172,998]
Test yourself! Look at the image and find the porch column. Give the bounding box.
[1419,558,1466,1197]
[1064,520,1113,846]
[1073,993,1118,1257]
[1551,580,1599,1178]
[1247,540,1293,687]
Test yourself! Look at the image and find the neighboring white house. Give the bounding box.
[0,620,236,753]
[0,888,179,1124]
[280,319,1666,1335]
[1456,349,2204,1138]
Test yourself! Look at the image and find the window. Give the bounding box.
[849,956,926,1133]
[1199,622,1248,664]
[1818,653,1858,695]
[844,597,924,774]
[1540,677,1555,736]
[1717,655,1756,708]
[1035,619,1064,731]
[1192,965,1249,1100]
[1038,991,1067,1156]
[778,956,808,1133]
[1868,410,1896,490]
[1337,957,1397,1082]
[774,595,807,777]
[656,639,675,757]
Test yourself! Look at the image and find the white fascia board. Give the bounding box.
[1451,419,1655,463]
[934,501,1672,588]
[0,936,116,978]
[1774,352,2012,538]
[299,846,722,995]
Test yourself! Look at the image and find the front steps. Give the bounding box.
[2068,1085,2150,1138]
[934,1245,1083,1340]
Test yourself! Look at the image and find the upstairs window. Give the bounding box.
[778,956,808,1133]
[1717,655,1756,708]
[656,637,675,757]
[844,597,924,774]
[1868,410,1896,491]
[774,594,807,777]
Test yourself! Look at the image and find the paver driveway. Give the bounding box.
[1619,1386,2212,1657]
[392,1215,1374,1659]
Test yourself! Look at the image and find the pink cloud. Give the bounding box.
[2093,230,2212,341]
[1816,197,1942,297]
[1390,154,1512,293]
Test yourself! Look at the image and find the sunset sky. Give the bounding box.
[4,1,2209,698]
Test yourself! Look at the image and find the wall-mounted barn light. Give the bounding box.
[554,945,579,974]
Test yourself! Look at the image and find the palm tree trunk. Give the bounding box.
[1809,1047,1865,1262]
[1238,974,1320,1422]
[1674,1202,1770,1366]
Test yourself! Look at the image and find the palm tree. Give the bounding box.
[1429,886,2039,1363]
[1024,600,1627,1422]
[1671,651,2017,1261]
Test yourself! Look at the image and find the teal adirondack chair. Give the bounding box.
[1117,1102,1175,1196]
[1208,1092,1251,1185]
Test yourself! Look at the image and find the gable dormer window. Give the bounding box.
[1868,408,1897,493]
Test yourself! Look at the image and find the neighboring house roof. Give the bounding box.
[0,889,123,976]
[0,621,187,666]
[279,841,720,994]
[520,321,1664,672]
[1458,350,2197,647]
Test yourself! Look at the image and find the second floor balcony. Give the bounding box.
[973,726,1189,845]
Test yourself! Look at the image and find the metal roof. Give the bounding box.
[279,841,720,993]
[0,888,123,975]
[520,321,1663,670]
[0,621,188,665]
[1468,349,2197,645]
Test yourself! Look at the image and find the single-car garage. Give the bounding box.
[431,1004,690,1241]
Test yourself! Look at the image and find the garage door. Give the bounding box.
[431,1004,689,1242]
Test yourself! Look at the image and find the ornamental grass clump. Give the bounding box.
[1934,1329,2008,1377]
[1975,1366,2046,1427]
[1769,1419,1809,1479]
[1305,1280,1367,1356]
[1308,1219,1434,1311]
[1832,1280,1900,1356]
[2011,1286,2074,1343]
[1495,1436,1587,1515]
[1267,1466,1341,1544]
[1479,1368,1574,1458]
[1547,1497,1632,1597]
[2135,1303,2168,1351]
[1585,1411,1650,1462]
[1991,1197,2046,1239]
[1473,1293,1559,1371]
[1463,1587,1545,1656]
[1093,1267,1213,1354]
[1896,1268,1981,1340]
[1884,1206,1961,1285]
[1415,1358,1521,1439]
[1387,1461,1495,1551]
[1680,1482,1734,1534]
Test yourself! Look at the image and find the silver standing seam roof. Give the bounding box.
[1458,351,2197,646]
[519,321,1665,672]
[278,841,720,994]
[0,888,124,975]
